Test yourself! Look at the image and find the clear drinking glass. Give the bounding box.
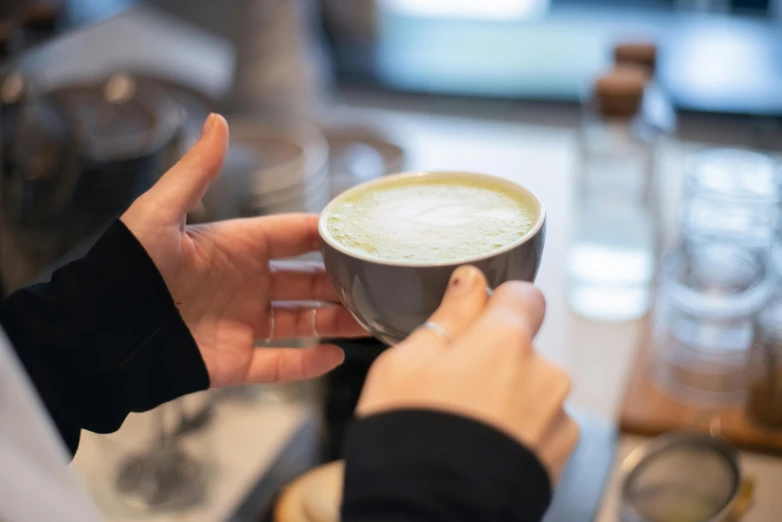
[771,213,782,282]
[652,242,772,406]
[680,148,781,252]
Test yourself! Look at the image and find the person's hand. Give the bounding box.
[356,265,579,481]
[120,114,367,388]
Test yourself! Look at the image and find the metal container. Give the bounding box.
[620,432,753,522]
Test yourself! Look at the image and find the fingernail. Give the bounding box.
[200,113,216,138]
[446,265,480,296]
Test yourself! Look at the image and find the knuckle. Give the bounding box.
[492,283,545,332]
[552,367,572,396]
[531,355,572,402]
[495,281,544,308]
[312,270,329,299]
[440,301,476,329]
[509,330,533,353]
[538,355,570,385]
[493,280,528,302]
[492,327,525,352]
[565,417,581,449]
[492,307,519,329]
[546,368,572,405]
[295,308,310,336]
[496,313,531,346]
[528,285,546,313]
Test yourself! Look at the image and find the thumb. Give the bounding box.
[402,265,489,348]
[144,113,229,222]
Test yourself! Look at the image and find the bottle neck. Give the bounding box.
[588,111,658,145]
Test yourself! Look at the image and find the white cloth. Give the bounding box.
[0,328,103,522]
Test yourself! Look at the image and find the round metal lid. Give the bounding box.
[621,433,741,522]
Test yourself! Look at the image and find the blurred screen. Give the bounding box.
[381,0,552,20]
[328,0,782,116]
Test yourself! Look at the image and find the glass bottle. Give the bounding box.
[567,69,658,322]
[652,242,770,406]
[614,41,677,137]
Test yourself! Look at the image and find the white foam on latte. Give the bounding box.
[325,177,536,263]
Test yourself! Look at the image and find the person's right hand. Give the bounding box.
[356,265,579,482]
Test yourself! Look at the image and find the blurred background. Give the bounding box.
[3,1,782,521]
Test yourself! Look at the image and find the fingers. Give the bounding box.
[404,265,489,348]
[458,281,545,353]
[269,260,341,302]
[223,214,321,260]
[536,411,580,483]
[146,114,229,223]
[245,344,345,383]
[523,354,573,441]
[487,282,546,338]
[268,303,368,339]
[514,353,575,482]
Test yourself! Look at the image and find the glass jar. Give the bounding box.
[652,242,772,406]
[680,148,781,252]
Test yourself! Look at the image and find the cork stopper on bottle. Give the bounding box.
[614,42,657,76]
[593,68,647,119]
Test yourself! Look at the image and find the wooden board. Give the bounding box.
[619,322,782,456]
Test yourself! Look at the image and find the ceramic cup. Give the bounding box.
[318,171,546,345]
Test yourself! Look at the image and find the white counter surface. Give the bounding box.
[73,392,311,522]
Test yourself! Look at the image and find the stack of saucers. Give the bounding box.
[199,120,330,222]
[324,124,405,197]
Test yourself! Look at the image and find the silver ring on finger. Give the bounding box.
[264,308,276,342]
[311,308,321,339]
[419,321,452,344]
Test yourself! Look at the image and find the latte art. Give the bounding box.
[325,177,536,263]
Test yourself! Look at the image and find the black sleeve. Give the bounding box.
[342,410,552,522]
[0,219,210,455]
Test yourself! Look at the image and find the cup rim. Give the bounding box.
[318,170,546,268]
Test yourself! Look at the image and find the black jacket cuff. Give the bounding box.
[342,409,552,522]
[0,219,209,453]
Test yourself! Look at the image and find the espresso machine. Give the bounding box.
[0,69,188,296]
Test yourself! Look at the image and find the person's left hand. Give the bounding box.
[121,114,367,388]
